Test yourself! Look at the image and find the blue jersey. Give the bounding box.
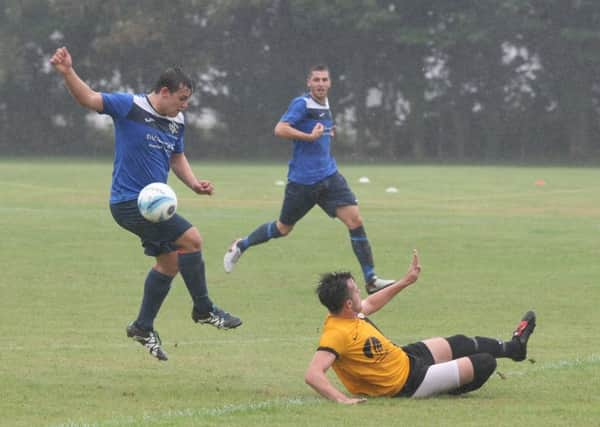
[279,94,337,185]
[100,93,185,204]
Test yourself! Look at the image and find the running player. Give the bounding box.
[224,64,394,294]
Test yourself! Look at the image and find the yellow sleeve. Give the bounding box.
[318,327,346,359]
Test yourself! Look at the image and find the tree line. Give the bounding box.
[2,0,600,162]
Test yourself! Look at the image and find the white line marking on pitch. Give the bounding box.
[48,354,600,426]
[50,397,322,427]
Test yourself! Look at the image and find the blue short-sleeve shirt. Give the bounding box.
[280,94,337,184]
[100,93,185,204]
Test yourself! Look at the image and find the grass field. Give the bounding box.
[1,159,599,427]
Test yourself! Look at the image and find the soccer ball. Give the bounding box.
[137,182,178,222]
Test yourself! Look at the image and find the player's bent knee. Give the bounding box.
[470,353,496,384]
[341,216,363,230]
[155,253,179,276]
[277,223,293,236]
[177,227,203,252]
[155,264,179,277]
[450,353,496,395]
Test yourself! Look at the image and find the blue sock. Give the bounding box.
[178,251,213,314]
[136,269,173,331]
[239,220,283,252]
[349,226,375,282]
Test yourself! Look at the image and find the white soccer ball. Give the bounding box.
[137,182,178,223]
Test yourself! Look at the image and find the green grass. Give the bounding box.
[1,159,599,426]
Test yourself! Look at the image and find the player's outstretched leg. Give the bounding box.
[192,306,242,330]
[224,221,285,273]
[510,310,536,361]
[126,322,168,361]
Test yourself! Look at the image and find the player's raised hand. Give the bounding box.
[405,249,421,285]
[50,47,73,75]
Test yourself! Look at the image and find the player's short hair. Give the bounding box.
[307,64,330,79]
[316,271,353,313]
[153,67,194,94]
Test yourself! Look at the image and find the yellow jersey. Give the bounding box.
[317,314,410,397]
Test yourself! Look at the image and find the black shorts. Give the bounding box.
[110,200,193,257]
[394,341,435,398]
[279,172,357,225]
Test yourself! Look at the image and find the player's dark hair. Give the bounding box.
[316,271,353,313]
[307,64,330,79]
[153,67,194,94]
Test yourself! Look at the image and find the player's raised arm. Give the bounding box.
[360,250,421,316]
[50,46,103,112]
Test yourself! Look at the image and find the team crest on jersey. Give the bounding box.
[363,336,385,360]
[169,122,179,135]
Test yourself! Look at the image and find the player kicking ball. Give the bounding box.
[51,46,241,361]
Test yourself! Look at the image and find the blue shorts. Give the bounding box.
[110,200,193,257]
[279,171,357,225]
